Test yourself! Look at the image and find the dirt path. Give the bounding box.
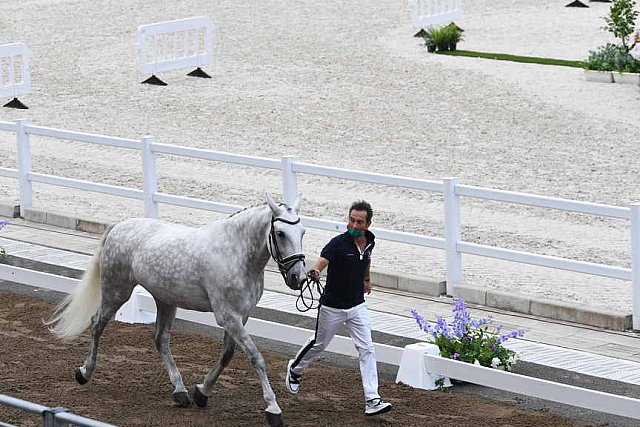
[0,291,594,426]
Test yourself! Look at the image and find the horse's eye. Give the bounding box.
[276,231,285,237]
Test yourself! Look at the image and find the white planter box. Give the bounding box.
[613,72,640,85]
[583,70,613,83]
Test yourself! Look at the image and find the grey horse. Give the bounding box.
[47,194,307,427]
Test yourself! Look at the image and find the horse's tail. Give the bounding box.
[47,224,115,341]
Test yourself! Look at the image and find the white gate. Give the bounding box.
[137,16,215,85]
[0,42,31,109]
[407,0,463,29]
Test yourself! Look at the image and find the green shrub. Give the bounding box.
[423,23,464,52]
[586,43,640,72]
[603,0,639,50]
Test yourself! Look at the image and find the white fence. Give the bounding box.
[0,42,31,107]
[0,118,639,328]
[0,393,116,427]
[2,263,640,421]
[137,16,215,78]
[407,0,463,29]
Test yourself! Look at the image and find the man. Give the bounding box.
[285,200,392,416]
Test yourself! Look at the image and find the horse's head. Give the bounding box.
[266,193,306,291]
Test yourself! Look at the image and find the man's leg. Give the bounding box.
[346,303,379,400]
[286,305,345,391]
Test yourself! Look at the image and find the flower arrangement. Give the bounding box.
[0,219,8,261]
[411,298,525,372]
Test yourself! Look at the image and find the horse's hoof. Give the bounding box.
[265,411,284,427]
[75,368,88,385]
[192,386,208,408]
[172,391,191,407]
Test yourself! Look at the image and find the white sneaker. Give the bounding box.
[364,398,392,416]
[285,359,301,394]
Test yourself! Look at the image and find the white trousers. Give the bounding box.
[290,302,380,401]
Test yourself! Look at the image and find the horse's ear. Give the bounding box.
[292,193,302,213]
[266,193,280,215]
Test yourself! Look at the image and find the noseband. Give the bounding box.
[268,215,306,284]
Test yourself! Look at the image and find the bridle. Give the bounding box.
[268,215,306,285]
[267,212,324,312]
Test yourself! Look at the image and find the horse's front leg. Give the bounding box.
[223,317,284,427]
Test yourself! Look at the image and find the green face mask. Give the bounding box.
[347,226,365,238]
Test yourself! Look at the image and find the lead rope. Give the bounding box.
[296,271,324,312]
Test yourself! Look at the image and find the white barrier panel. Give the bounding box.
[396,342,452,389]
[137,16,214,76]
[0,42,31,100]
[425,353,640,420]
[407,0,463,28]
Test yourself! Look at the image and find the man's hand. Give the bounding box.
[364,281,372,294]
[308,269,320,282]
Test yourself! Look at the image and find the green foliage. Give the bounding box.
[603,0,639,49]
[423,23,464,52]
[437,50,586,68]
[412,299,525,372]
[586,43,640,72]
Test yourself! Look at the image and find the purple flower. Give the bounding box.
[452,353,460,360]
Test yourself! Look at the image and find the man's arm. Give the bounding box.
[364,263,372,295]
[309,257,329,280]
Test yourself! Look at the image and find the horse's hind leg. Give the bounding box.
[76,286,132,384]
[192,330,236,407]
[154,300,190,407]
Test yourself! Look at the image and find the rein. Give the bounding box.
[296,271,324,312]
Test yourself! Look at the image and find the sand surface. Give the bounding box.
[0,0,639,312]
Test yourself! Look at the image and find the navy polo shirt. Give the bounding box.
[320,230,375,309]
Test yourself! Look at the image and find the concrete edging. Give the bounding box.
[1,204,632,331]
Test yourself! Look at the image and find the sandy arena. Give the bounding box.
[0,3,638,310]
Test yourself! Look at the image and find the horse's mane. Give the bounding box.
[227,202,268,219]
[227,201,290,219]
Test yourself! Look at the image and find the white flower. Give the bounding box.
[473,359,481,366]
[490,357,501,369]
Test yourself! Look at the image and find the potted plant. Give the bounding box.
[444,23,464,51]
[424,23,464,52]
[411,299,525,373]
[584,43,640,83]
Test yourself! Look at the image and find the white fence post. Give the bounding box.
[632,203,640,329]
[443,177,461,296]
[281,155,297,206]
[141,136,159,218]
[15,119,32,216]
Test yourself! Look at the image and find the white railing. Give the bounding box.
[0,118,639,328]
[407,0,463,29]
[0,42,31,107]
[2,263,640,421]
[424,352,640,419]
[0,393,116,427]
[137,16,215,79]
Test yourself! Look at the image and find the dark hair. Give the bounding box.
[349,200,373,223]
